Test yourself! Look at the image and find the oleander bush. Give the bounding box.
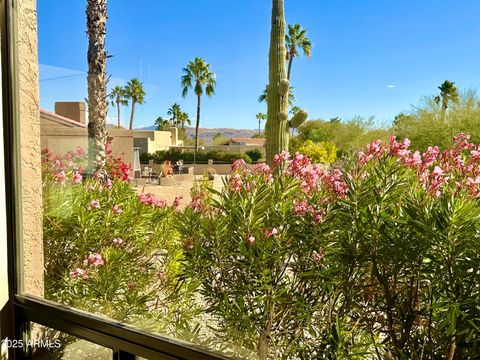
[41,147,200,338]
[42,134,480,359]
[177,134,480,359]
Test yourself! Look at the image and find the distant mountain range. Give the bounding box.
[136,126,259,144]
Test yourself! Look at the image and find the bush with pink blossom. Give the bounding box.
[177,134,480,359]
[42,148,200,338]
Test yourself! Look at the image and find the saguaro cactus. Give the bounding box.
[265,0,308,165]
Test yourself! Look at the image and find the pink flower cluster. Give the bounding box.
[320,169,349,197]
[286,153,322,194]
[229,174,243,192]
[83,253,105,267]
[189,193,208,213]
[231,159,246,172]
[358,134,480,197]
[253,163,273,182]
[72,171,83,184]
[264,227,278,238]
[293,201,325,223]
[112,205,123,214]
[87,199,100,210]
[172,196,183,210]
[53,170,67,184]
[138,193,167,208]
[70,267,89,280]
[113,238,124,246]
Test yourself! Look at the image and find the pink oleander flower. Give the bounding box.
[113,238,124,246]
[76,146,85,156]
[157,272,167,281]
[112,205,123,214]
[106,178,113,189]
[273,151,291,166]
[231,159,246,171]
[312,250,325,263]
[321,169,348,197]
[172,196,183,209]
[312,209,326,224]
[432,166,443,177]
[403,151,422,167]
[87,199,100,210]
[293,201,312,216]
[72,171,83,184]
[53,171,67,184]
[470,149,480,161]
[189,194,204,212]
[264,227,278,238]
[138,193,166,208]
[253,163,273,182]
[422,146,440,167]
[365,139,385,159]
[389,136,411,158]
[229,174,243,192]
[87,184,95,191]
[83,253,105,267]
[70,267,88,280]
[246,235,255,245]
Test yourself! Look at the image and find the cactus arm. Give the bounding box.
[289,109,308,129]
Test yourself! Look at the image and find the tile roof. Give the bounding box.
[221,137,266,146]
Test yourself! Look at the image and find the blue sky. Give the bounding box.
[38,0,480,129]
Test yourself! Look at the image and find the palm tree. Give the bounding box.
[177,111,191,129]
[434,80,459,119]
[285,24,312,80]
[86,0,108,170]
[109,86,128,128]
[125,78,146,130]
[167,103,182,127]
[258,84,296,106]
[155,116,170,131]
[256,112,267,134]
[181,57,216,165]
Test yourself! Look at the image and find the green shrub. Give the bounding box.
[245,149,263,162]
[297,140,337,164]
[144,149,252,164]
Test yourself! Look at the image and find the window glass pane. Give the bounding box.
[12,0,480,359]
[30,322,113,360]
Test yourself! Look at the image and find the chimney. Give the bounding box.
[54,102,86,125]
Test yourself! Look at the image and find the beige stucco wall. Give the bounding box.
[0,34,8,309]
[16,0,43,296]
[133,130,176,154]
[41,127,135,176]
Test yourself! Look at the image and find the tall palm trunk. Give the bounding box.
[287,49,294,80]
[129,101,136,130]
[259,120,261,134]
[86,0,108,171]
[116,100,121,128]
[194,94,201,165]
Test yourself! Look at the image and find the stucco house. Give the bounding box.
[40,102,183,174]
